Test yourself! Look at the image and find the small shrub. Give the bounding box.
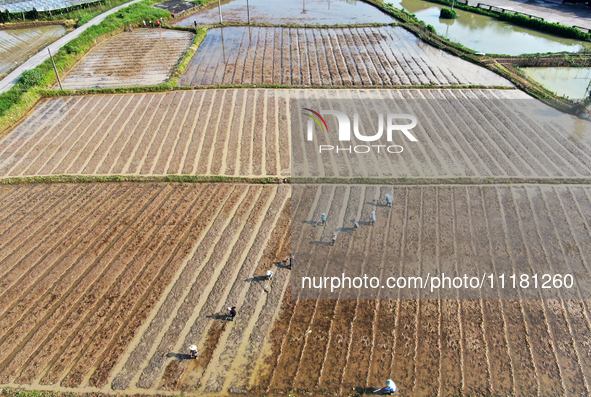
[426,24,436,32]
[440,7,457,19]
[63,42,83,54]
[19,70,43,89]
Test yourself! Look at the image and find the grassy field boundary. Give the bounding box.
[34,83,515,97]
[0,175,590,185]
[0,174,284,185]
[167,26,207,85]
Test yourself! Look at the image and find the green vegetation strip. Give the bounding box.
[35,83,515,97]
[0,175,590,186]
[0,174,283,185]
[167,26,207,86]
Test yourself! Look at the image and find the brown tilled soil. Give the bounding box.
[179,26,511,87]
[60,29,192,89]
[3,89,590,180]
[0,183,590,396]
[0,183,291,395]
[251,184,591,396]
[0,90,290,178]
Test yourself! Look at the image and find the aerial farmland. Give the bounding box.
[0,0,590,395]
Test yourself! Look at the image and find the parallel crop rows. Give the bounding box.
[2,89,589,179]
[254,184,591,396]
[61,30,193,89]
[0,90,290,178]
[180,26,511,87]
[0,183,291,393]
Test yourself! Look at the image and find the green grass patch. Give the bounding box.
[439,7,457,19]
[168,26,207,85]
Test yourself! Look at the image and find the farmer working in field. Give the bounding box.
[265,270,274,280]
[353,220,359,231]
[331,232,337,246]
[370,210,377,226]
[385,193,393,207]
[320,212,327,226]
[227,306,237,321]
[286,254,298,269]
[189,345,198,359]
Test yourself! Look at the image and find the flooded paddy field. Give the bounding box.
[394,0,589,55]
[0,182,291,393]
[0,25,66,76]
[173,0,394,25]
[1,89,589,180]
[180,26,512,87]
[254,183,591,396]
[522,67,591,100]
[60,29,193,89]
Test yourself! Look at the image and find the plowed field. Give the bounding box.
[4,183,587,396]
[255,183,591,396]
[0,90,290,178]
[0,25,66,76]
[1,89,589,179]
[179,26,511,87]
[60,30,193,89]
[0,182,291,393]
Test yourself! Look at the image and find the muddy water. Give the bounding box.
[522,67,591,99]
[174,0,394,25]
[394,0,588,55]
[0,25,66,75]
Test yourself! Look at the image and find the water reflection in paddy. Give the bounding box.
[522,67,591,99]
[395,0,588,55]
[174,0,394,26]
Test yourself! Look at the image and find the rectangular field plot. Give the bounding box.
[0,182,291,394]
[180,26,512,87]
[60,30,193,89]
[2,89,589,180]
[0,25,66,76]
[252,183,591,396]
[292,89,591,178]
[0,90,290,178]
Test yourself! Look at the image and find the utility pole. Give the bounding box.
[246,0,250,24]
[48,48,63,90]
[217,0,222,23]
